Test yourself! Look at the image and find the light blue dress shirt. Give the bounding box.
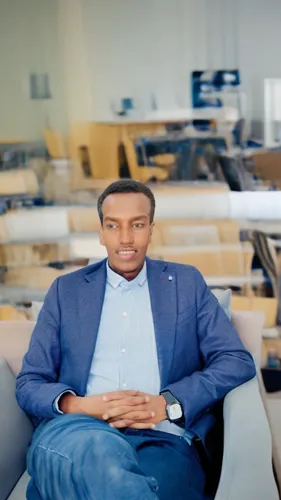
[86,261,189,440]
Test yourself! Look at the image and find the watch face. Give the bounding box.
[168,403,182,421]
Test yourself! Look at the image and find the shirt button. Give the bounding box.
[122,312,127,317]
[122,382,127,388]
[121,348,126,354]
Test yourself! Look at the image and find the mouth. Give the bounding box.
[116,249,138,261]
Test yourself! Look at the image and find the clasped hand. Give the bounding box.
[101,390,166,429]
[61,389,167,429]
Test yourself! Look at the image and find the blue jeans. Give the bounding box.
[26,414,205,500]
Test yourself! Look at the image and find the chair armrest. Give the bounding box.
[215,377,279,500]
[0,358,34,500]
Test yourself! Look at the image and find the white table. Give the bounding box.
[97,107,238,126]
[206,275,264,288]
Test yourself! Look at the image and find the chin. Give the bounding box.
[118,261,140,272]
[110,256,144,276]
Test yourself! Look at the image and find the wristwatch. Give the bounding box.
[160,390,183,422]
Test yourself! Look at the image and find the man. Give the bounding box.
[16,179,256,500]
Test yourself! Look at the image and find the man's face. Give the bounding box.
[100,192,153,280]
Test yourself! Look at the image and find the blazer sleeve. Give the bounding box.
[16,278,76,420]
[164,267,257,429]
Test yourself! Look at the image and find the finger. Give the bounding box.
[102,390,139,402]
[106,410,155,422]
[128,422,156,430]
[109,411,155,423]
[103,405,145,420]
[111,396,149,408]
[109,419,135,429]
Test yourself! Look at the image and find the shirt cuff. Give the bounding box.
[54,390,76,414]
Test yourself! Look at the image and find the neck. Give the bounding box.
[108,261,145,281]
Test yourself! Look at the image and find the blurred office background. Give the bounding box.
[1,1,281,486]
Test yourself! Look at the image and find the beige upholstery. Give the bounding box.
[0,321,35,376]
[232,311,264,367]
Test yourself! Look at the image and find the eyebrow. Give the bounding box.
[104,215,149,222]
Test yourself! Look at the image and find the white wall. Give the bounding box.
[81,0,240,119]
[1,0,281,139]
[83,0,184,119]
[80,0,281,136]
[0,0,66,141]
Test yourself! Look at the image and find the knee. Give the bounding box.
[85,431,137,488]
[88,429,132,461]
[86,430,136,475]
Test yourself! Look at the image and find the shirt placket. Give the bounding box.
[119,284,131,390]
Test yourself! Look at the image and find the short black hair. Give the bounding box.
[97,179,155,224]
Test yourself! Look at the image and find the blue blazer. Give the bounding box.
[16,258,255,451]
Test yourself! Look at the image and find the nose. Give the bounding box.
[120,227,134,246]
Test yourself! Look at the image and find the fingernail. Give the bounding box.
[145,396,150,402]
[102,396,108,402]
[151,424,156,429]
[151,412,155,417]
[109,423,114,427]
[103,414,108,420]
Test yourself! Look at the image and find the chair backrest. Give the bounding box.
[0,358,34,500]
[44,128,66,159]
[232,310,264,367]
[251,231,278,296]
[218,155,243,191]
[122,131,142,180]
[0,321,35,375]
[251,230,281,325]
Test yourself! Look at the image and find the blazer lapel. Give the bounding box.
[147,258,177,388]
[77,260,107,394]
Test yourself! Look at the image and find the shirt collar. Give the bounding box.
[106,260,147,289]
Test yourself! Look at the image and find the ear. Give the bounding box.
[99,226,105,246]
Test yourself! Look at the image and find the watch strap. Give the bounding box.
[160,390,179,406]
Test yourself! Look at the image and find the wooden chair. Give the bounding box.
[249,230,281,324]
[122,131,169,182]
[44,128,66,159]
[153,153,176,169]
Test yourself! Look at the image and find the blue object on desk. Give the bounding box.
[122,98,134,112]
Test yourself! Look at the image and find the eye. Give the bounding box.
[106,223,118,230]
[133,223,145,229]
